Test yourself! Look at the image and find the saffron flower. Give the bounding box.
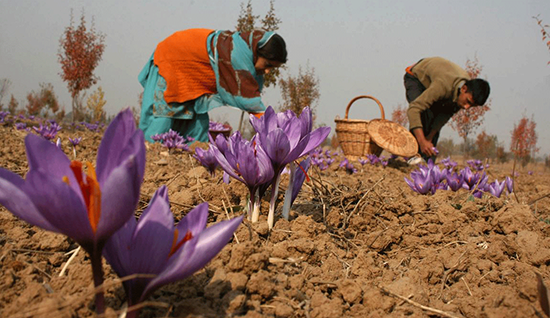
[69,137,82,159]
[0,111,9,123]
[249,106,330,229]
[15,122,27,130]
[358,157,369,166]
[461,167,479,190]
[69,136,82,146]
[405,170,433,195]
[282,158,311,220]
[210,132,274,222]
[505,176,514,194]
[339,158,357,174]
[32,121,62,140]
[151,129,190,151]
[446,172,465,191]
[193,147,219,177]
[440,156,458,169]
[487,179,506,198]
[0,108,145,314]
[103,186,242,317]
[209,121,231,131]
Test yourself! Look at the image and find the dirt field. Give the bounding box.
[1,122,549,318]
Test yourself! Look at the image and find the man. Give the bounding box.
[404,57,490,162]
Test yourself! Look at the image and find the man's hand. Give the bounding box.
[418,139,436,157]
[412,128,437,157]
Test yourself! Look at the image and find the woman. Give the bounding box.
[138,28,287,142]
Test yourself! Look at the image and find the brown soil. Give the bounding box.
[1,124,550,318]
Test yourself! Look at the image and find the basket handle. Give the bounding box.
[344,95,385,120]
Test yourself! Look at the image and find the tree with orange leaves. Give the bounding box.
[510,115,538,166]
[58,11,105,122]
[474,130,498,160]
[25,83,60,118]
[391,103,408,127]
[449,57,490,153]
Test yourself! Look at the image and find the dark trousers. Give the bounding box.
[404,72,440,162]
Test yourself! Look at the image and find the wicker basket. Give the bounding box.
[334,95,386,159]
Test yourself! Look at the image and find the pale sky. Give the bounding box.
[1,0,549,156]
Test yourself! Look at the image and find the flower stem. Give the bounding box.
[282,162,296,220]
[90,250,105,314]
[250,189,261,223]
[267,175,281,230]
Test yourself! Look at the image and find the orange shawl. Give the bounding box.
[154,29,216,104]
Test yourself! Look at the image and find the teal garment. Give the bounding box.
[206,30,274,114]
[138,52,210,143]
[138,30,275,143]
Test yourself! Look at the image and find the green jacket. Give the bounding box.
[407,57,470,131]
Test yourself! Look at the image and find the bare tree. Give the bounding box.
[279,64,320,122]
[0,79,11,109]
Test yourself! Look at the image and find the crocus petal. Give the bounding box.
[0,169,60,233]
[142,215,243,300]
[223,171,230,184]
[175,202,209,241]
[210,145,245,184]
[24,134,76,184]
[262,129,291,165]
[96,109,145,184]
[129,186,174,274]
[23,169,94,245]
[404,176,416,192]
[103,219,136,278]
[298,107,313,137]
[96,156,143,242]
[291,158,311,204]
[287,127,331,162]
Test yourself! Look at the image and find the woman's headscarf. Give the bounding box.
[198,29,275,114]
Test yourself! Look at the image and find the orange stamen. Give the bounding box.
[296,161,311,182]
[69,161,102,234]
[169,229,193,258]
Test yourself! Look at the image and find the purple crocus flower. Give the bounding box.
[209,121,231,131]
[505,176,514,194]
[15,122,27,130]
[440,156,458,170]
[0,111,10,123]
[461,167,479,190]
[282,158,311,220]
[250,106,330,229]
[193,147,219,177]
[33,121,62,140]
[210,132,274,223]
[368,154,382,165]
[69,137,82,146]
[405,170,433,195]
[0,108,145,314]
[339,158,357,174]
[446,172,465,191]
[339,158,349,168]
[487,179,506,198]
[472,190,484,199]
[152,129,190,151]
[103,186,242,317]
